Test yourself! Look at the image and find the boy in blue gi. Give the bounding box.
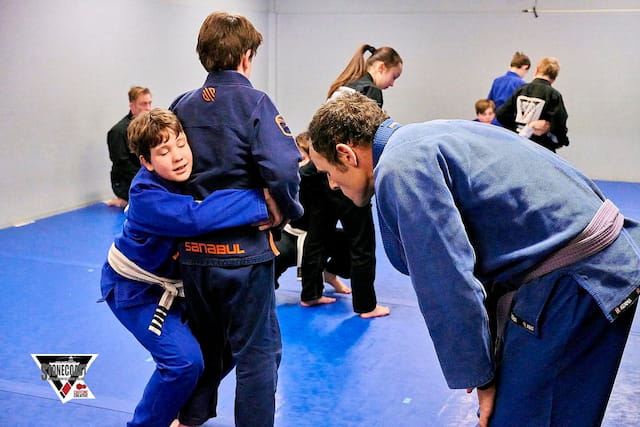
[169,11,303,427]
[487,51,530,109]
[472,99,501,127]
[100,108,273,427]
[307,92,639,427]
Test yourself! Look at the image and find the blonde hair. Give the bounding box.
[536,57,560,80]
[128,86,151,102]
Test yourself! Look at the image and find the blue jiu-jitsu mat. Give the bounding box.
[0,180,638,426]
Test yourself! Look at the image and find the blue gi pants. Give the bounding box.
[178,260,282,427]
[492,275,637,426]
[106,295,204,427]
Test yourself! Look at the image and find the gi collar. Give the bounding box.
[373,118,402,167]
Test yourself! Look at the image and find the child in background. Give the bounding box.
[487,51,530,109]
[303,43,402,317]
[497,57,569,152]
[274,132,352,294]
[473,98,501,126]
[327,44,402,107]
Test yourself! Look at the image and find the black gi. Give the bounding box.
[497,78,570,152]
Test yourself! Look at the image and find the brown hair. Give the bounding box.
[308,92,388,166]
[127,108,185,162]
[475,99,496,115]
[536,57,561,80]
[295,132,311,156]
[128,86,151,102]
[327,44,403,99]
[510,51,530,69]
[197,11,263,72]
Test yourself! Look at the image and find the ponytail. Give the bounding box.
[327,44,403,99]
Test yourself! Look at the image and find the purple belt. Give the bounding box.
[523,199,624,283]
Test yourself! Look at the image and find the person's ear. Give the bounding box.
[140,155,154,172]
[236,50,253,76]
[242,50,252,66]
[336,143,358,167]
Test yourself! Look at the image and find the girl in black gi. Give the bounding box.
[297,44,402,317]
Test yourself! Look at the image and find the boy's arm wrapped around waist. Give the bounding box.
[127,184,268,237]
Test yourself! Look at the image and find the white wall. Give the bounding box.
[273,0,640,183]
[0,0,270,228]
[1,0,639,227]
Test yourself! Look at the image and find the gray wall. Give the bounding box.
[274,0,640,182]
[1,0,639,227]
[0,0,271,228]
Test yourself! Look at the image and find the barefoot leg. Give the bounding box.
[359,305,391,319]
[300,296,337,307]
[105,197,128,208]
[323,271,352,294]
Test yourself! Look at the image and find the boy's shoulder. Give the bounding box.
[170,77,270,110]
[131,168,178,193]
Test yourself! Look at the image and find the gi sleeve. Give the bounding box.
[546,93,570,147]
[496,93,517,131]
[251,95,304,221]
[127,182,268,237]
[375,148,494,390]
[487,83,497,104]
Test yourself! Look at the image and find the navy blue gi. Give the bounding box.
[100,167,267,427]
[372,119,639,426]
[170,70,303,427]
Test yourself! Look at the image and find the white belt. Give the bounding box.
[108,243,182,335]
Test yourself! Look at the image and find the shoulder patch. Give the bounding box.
[275,114,293,136]
[202,87,216,102]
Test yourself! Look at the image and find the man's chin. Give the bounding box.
[352,194,373,207]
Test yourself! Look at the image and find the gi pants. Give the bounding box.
[492,274,637,426]
[178,260,282,427]
[274,227,351,286]
[302,198,377,312]
[105,294,204,427]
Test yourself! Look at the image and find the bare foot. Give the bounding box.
[359,305,390,319]
[105,197,127,208]
[300,296,337,307]
[323,271,351,294]
[170,420,190,427]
